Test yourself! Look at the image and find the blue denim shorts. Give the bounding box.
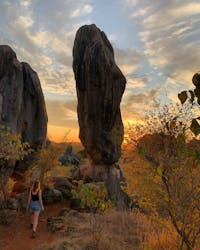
[29,200,42,212]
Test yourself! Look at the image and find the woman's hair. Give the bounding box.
[32,180,40,192]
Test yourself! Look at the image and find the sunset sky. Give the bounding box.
[0,0,200,142]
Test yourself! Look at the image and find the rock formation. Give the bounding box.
[59,144,80,167]
[0,45,23,133]
[0,45,47,148]
[73,24,126,165]
[73,24,130,209]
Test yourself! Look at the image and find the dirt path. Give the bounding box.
[0,204,65,250]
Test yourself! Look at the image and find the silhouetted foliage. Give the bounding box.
[178,72,200,136]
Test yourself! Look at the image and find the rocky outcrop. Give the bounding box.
[20,62,47,148]
[72,163,131,209]
[43,187,63,205]
[0,45,47,148]
[73,25,130,209]
[0,45,23,133]
[42,177,73,204]
[59,144,80,166]
[73,24,126,165]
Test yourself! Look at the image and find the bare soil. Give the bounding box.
[0,204,64,250]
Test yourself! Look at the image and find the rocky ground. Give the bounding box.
[0,204,62,250]
[0,203,142,250]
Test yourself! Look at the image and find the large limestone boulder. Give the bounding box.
[0,45,23,132]
[0,45,47,148]
[73,24,126,165]
[20,62,47,148]
[72,25,131,209]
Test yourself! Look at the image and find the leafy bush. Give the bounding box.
[71,180,113,212]
[0,125,31,202]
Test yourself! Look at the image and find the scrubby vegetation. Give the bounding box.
[0,125,31,204]
[122,101,200,250]
[1,91,200,250]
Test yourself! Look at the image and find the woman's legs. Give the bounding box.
[30,212,34,228]
[32,211,40,232]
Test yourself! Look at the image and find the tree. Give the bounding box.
[28,144,59,187]
[126,103,200,249]
[0,125,30,203]
[158,134,200,250]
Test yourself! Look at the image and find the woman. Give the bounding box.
[27,180,44,238]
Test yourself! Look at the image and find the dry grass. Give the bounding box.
[40,209,142,250]
[135,212,179,250]
[96,211,142,250]
[40,208,190,250]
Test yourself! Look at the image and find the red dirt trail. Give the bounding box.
[0,204,64,250]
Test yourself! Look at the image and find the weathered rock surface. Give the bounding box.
[72,163,132,209]
[20,62,47,148]
[47,216,65,232]
[53,177,72,199]
[73,24,126,165]
[43,187,63,205]
[11,182,27,195]
[0,45,23,132]
[0,45,47,148]
[72,25,131,209]
[73,163,125,183]
[42,177,73,204]
[59,144,80,166]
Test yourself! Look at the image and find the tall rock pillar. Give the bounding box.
[0,45,48,149]
[73,24,126,164]
[73,24,130,209]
